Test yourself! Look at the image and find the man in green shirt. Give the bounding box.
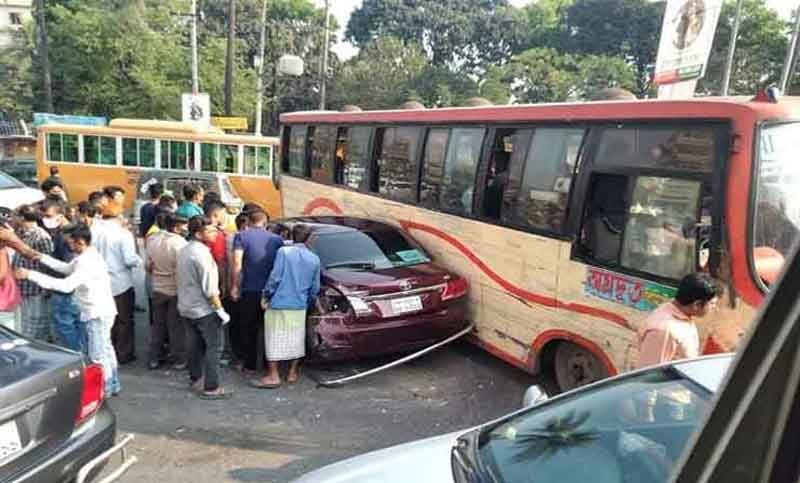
[176,184,205,220]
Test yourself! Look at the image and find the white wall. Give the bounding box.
[0,0,32,50]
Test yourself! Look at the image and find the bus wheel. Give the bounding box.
[553,342,608,392]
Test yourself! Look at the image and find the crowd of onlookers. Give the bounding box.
[0,169,320,400]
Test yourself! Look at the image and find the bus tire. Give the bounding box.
[553,342,609,393]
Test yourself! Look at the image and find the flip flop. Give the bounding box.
[249,379,281,389]
[199,389,233,400]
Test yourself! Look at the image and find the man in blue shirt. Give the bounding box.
[175,184,205,220]
[139,182,163,238]
[230,209,283,372]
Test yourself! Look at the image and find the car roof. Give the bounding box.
[277,216,397,236]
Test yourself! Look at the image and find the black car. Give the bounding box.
[0,327,134,482]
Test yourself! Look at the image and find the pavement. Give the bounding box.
[102,269,534,482]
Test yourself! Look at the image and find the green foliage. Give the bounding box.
[0,23,36,117]
[698,0,788,95]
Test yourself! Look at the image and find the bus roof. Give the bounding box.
[38,119,280,145]
[280,97,800,126]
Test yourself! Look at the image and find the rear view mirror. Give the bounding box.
[522,385,549,408]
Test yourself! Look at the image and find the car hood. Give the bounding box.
[293,431,462,483]
[0,187,44,210]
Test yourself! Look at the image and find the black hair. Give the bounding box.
[49,166,59,176]
[292,224,312,244]
[183,184,202,202]
[203,191,221,204]
[675,273,722,306]
[242,202,263,214]
[77,201,96,218]
[269,223,289,236]
[204,200,226,217]
[188,215,212,238]
[234,213,248,231]
[157,194,176,210]
[40,198,63,214]
[17,204,40,223]
[248,209,268,226]
[63,223,92,245]
[88,191,106,205]
[147,182,164,200]
[102,185,125,198]
[154,208,171,229]
[163,213,188,233]
[41,177,64,193]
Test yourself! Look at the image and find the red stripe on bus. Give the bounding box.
[302,198,344,215]
[530,329,619,376]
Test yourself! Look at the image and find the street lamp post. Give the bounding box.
[319,0,330,111]
[254,0,268,135]
[190,0,199,95]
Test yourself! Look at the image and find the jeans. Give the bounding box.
[238,292,265,371]
[150,292,187,364]
[87,315,121,395]
[188,313,223,392]
[51,292,86,353]
[17,295,49,341]
[111,288,136,362]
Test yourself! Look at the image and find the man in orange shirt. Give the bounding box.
[636,273,721,369]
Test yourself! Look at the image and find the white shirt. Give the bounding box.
[91,217,141,296]
[28,247,117,321]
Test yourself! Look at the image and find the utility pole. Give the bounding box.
[190,0,199,95]
[720,0,743,96]
[224,0,236,116]
[254,0,268,135]
[780,5,800,93]
[34,0,53,112]
[319,0,330,110]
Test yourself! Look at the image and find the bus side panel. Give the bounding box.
[41,162,133,209]
[280,176,635,374]
[228,176,283,218]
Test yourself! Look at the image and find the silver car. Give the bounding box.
[294,355,731,483]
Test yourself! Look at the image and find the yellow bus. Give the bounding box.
[36,119,282,218]
[279,94,800,391]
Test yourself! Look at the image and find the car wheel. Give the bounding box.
[553,342,609,392]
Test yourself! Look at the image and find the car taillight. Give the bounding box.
[317,287,353,315]
[76,363,104,425]
[441,277,468,301]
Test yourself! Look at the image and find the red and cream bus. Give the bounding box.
[278,93,800,391]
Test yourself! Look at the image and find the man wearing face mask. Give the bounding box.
[39,199,66,237]
[92,185,141,363]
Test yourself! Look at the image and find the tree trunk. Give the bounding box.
[224,0,236,116]
[34,0,53,112]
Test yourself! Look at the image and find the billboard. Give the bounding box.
[181,93,210,127]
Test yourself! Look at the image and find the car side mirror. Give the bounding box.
[522,385,549,408]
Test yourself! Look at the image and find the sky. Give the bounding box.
[322,0,797,61]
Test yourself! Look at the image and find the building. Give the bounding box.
[0,0,32,50]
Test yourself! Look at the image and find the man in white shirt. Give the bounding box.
[92,186,141,364]
[5,223,121,396]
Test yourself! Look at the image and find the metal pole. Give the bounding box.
[780,4,800,93]
[224,0,236,116]
[721,0,743,96]
[254,0,268,135]
[190,0,199,95]
[319,0,330,110]
[34,0,53,112]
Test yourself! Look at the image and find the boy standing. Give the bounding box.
[12,205,53,341]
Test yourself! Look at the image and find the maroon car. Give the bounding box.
[280,216,469,362]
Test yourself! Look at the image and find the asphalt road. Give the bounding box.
[106,309,534,483]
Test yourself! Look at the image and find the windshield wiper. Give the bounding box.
[325,261,376,270]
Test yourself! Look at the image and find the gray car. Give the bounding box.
[294,354,731,483]
[0,327,134,482]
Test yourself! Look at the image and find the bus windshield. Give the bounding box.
[752,122,800,285]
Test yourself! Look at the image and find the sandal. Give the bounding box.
[199,388,233,400]
[249,379,281,389]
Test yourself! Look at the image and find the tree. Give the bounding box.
[698,0,788,95]
[346,0,522,76]
[0,25,35,117]
[562,0,664,96]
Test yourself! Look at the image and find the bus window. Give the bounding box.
[582,174,629,264]
[140,139,156,167]
[339,126,371,190]
[419,128,449,209]
[166,141,192,170]
[288,126,307,177]
[595,126,715,173]
[504,128,583,233]
[220,144,237,173]
[201,143,219,172]
[373,126,422,203]
[122,138,138,166]
[47,133,78,163]
[310,125,336,184]
[83,136,102,165]
[47,133,61,161]
[441,127,485,215]
[244,146,270,176]
[483,128,523,219]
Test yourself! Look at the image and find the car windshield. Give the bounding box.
[0,171,24,190]
[752,122,800,286]
[312,227,431,270]
[477,368,712,483]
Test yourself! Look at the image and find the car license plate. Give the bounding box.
[391,296,423,314]
[0,421,22,460]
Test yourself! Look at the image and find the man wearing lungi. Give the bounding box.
[251,224,320,388]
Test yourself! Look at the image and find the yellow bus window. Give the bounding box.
[257,146,270,176]
[201,143,219,172]
[170,141,189,170]
[47,134,61,161]
[84,136,99,164]
[221,144,237,173]
[140,139,155,167]
[244,146,257,174]
[99,137,116,165]
[122,138,138,166]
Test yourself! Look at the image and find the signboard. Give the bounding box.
[210,116,248,130]
[181,93,210,127]
[33,113,107,127]
[584,267,677,312]
[654,0,723,86]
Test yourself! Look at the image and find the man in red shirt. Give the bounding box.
[203,201,229,297]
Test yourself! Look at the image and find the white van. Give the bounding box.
[0,170,44,210]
